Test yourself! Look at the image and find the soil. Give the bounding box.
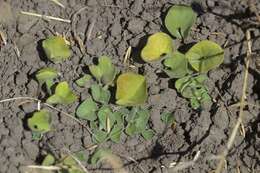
[0,0,260,173]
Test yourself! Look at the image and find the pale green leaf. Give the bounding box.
[141,129,155,140]
[28,109,51,133]
[46,81,77,104]
[116,73,147,106]
[76,98,97,121]
[42,36,71,63]
[165,5,197,39]
[141,32,173,62]
[186,40,224,73]
[75,74,92,87]
[36,67,58,84]
[91,84,110,104]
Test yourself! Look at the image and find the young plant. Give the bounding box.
[141,32,173,62]
[165,5,197,39]
[47,81,77,105]
[89,56,118,85]
[116,72,147,106]
[35,67,59,94]
[42,36,71,63]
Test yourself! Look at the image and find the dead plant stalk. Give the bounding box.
[214,30,252,173]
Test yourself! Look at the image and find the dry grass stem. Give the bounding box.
[26,165,61,170]
[49,0,65,8]
[0,30,7,45]
[214,29,252,173]
[21,11,71,23]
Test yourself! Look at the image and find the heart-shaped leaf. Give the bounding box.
[109,125,123,143]
[186,40,224,73]
[97,106,115,132]
[92,129,108,144]
[165,5,197,39]
[89,56,118,85]
[163,51,190,78]
[47,81,77,104]
[116,73,147,106]
[42,36,71,63]
[75,74,92,87]
[91,84,110,104]
[76,98,97,121]
[28,109,51,133]
[36,67,58,84]
[141,32,173,62]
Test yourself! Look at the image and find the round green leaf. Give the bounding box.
[186,40,224,73]
[165,5,197,39]
[42,36,71,63]
[47,81,77,104]
[76,98,97,121]
[116,72,147,106]
[75,74,91,87]
[91,84,111,104]
[141,32,173,62]
[36,67,58,84]
[163,52,189,78]
[28,109,51,133]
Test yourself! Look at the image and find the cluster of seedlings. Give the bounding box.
[25,4,224,173]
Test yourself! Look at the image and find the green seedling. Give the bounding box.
[175,75,211,109]
[116,72,147,106]
[186,40,224,73]
[165,5,197,39]
[91,84,111,104]
[163,51,190,78]
[76,98,98,121]
[42,36,71,63]
[161,112,175,126]
[40,152,86,173]
[90,148,113,165]
[47,81,77,105]
[89,56,118,85]
[75,74,92,87]
[36,67,59,94]
[28,109,51,133]
[125,107,154,139]
[141,32,173,62]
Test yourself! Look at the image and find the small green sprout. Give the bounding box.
[76,98,98,121]
[165,5,197,39]
[89,56,118,85]
[28,109,51,133]
[91,84,111,104]
[42,36,71,63]
[163,51,190,78]
[75,74,92,87]
[186,40,224,73]
[116,72,147,106]
[36,67,59,94]
[47,81,77,105]
[141,32,173,62]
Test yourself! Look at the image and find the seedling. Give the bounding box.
[141,32,173,62]
[89,56,118,85]
[42,36,71,63]
[47,81,77,105]
[91,84,111,104]
[161,112,175,126]
[186,40,224,73]
[36,67,59,94]
[75,74,92,87]
[165,5,197,39]
[40,152,87,173]
[116,72,147,106]
[28,109,51,133]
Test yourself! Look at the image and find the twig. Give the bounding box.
[71,6,89,54]
[214,29,252,173]
[0,30,7,45]
[20,11,71,23]
[26,165,61,170]
[49,0,65,8]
